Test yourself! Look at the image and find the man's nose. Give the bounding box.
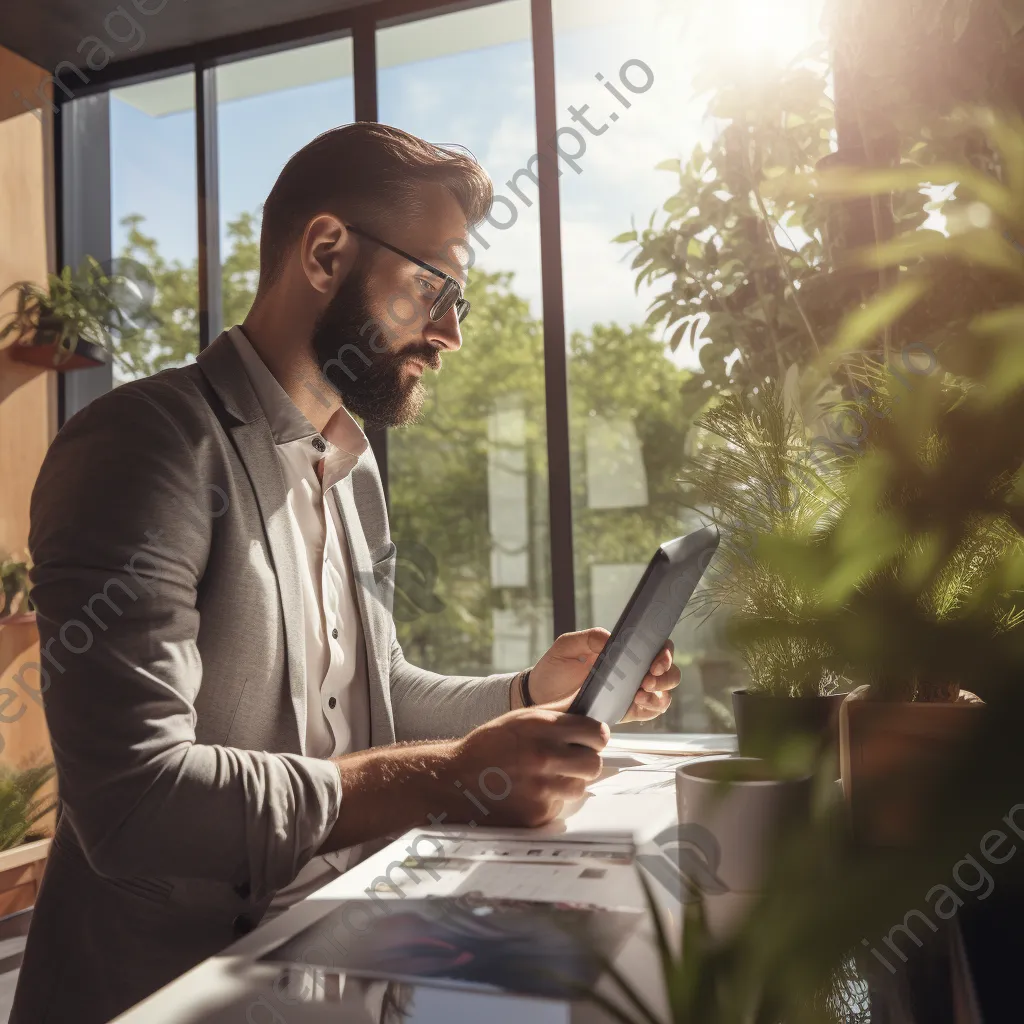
[425,305,462,352]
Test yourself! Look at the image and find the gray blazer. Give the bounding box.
[12,333,515,1024]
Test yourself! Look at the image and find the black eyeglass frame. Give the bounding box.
[345,223,471,324]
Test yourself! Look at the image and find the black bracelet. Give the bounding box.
[520,669,534,707]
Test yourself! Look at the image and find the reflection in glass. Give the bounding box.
[261,896,640,999]
[275,969,615,1023]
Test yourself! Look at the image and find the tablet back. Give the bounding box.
[568,526,720,725]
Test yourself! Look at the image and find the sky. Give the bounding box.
[107,0,826,362]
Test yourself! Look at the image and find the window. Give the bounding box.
[58,0,836,736]
[377,1,553,676]
[552,0,826,732]
[108,73,198,384]
[216,38,355,332]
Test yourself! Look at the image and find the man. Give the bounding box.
[13,123,678,1024]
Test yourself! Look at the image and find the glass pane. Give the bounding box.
[216,38,355,331]
[109,72,197,384]
[378,1,552,676]
[553,0,827,733]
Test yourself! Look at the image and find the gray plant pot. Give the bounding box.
[732,688,847,770]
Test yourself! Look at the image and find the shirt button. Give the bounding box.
[328,696,338,710]
[312,436,326,453]
[331,628,339,640]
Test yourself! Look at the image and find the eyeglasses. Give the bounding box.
[345,224,471,324]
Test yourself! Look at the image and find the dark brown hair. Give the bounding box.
[257,122,493,288]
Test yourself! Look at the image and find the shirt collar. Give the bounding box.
[229,325,368,460]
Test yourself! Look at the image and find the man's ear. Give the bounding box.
[301,215,355,294]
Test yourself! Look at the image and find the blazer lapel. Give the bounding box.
[333,478,396,747]
[198,334,309,753]
[232,421,309,751]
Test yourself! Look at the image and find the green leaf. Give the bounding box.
[655,158,682,173]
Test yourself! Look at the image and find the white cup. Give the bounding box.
[675,756,813,895]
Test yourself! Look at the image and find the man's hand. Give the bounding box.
[319,707,608,852]
[448,708,608,828]
[516,627,681,723]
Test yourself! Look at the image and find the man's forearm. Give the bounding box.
[317,740,459,854]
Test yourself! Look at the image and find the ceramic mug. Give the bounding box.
[675,756,813,895]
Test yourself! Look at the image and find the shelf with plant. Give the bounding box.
[0,555,33,626]
[0,763,57,916]
[0,764,55,854]
[0,256,147,373]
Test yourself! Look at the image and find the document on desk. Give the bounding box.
[391,833,642,908]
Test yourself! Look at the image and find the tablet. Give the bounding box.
[568,526,720,725]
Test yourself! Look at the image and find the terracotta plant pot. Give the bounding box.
[839,685,988,847]
[5,314,109,372]
[8,332,108,372]
[732,689,848,771]
[0,612,36,629]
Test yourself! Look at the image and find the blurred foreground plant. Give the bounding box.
[749,107,1024,701]
[584,108,1024,1024]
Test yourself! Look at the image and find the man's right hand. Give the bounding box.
[320,707,608,853]
[446,707,609,828]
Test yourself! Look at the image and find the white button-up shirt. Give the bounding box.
[230,327,371,907]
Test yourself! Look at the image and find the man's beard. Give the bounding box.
[311,269,441,428]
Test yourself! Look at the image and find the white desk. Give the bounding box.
[112,738,733,1024]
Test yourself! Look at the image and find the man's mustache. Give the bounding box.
[398,343,442,371]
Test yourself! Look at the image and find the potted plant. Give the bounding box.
[0,256,123,371]
[824,366,1013,846]
[0,763,55,918]
[679,384,849,768]
[0,555,33,627]
[745,107,1024,848]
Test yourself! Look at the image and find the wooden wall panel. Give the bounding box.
[0,44,49,125]
[0,43,57,807]
[0,44,54,557]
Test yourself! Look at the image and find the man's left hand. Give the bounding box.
[517,627,680,723]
